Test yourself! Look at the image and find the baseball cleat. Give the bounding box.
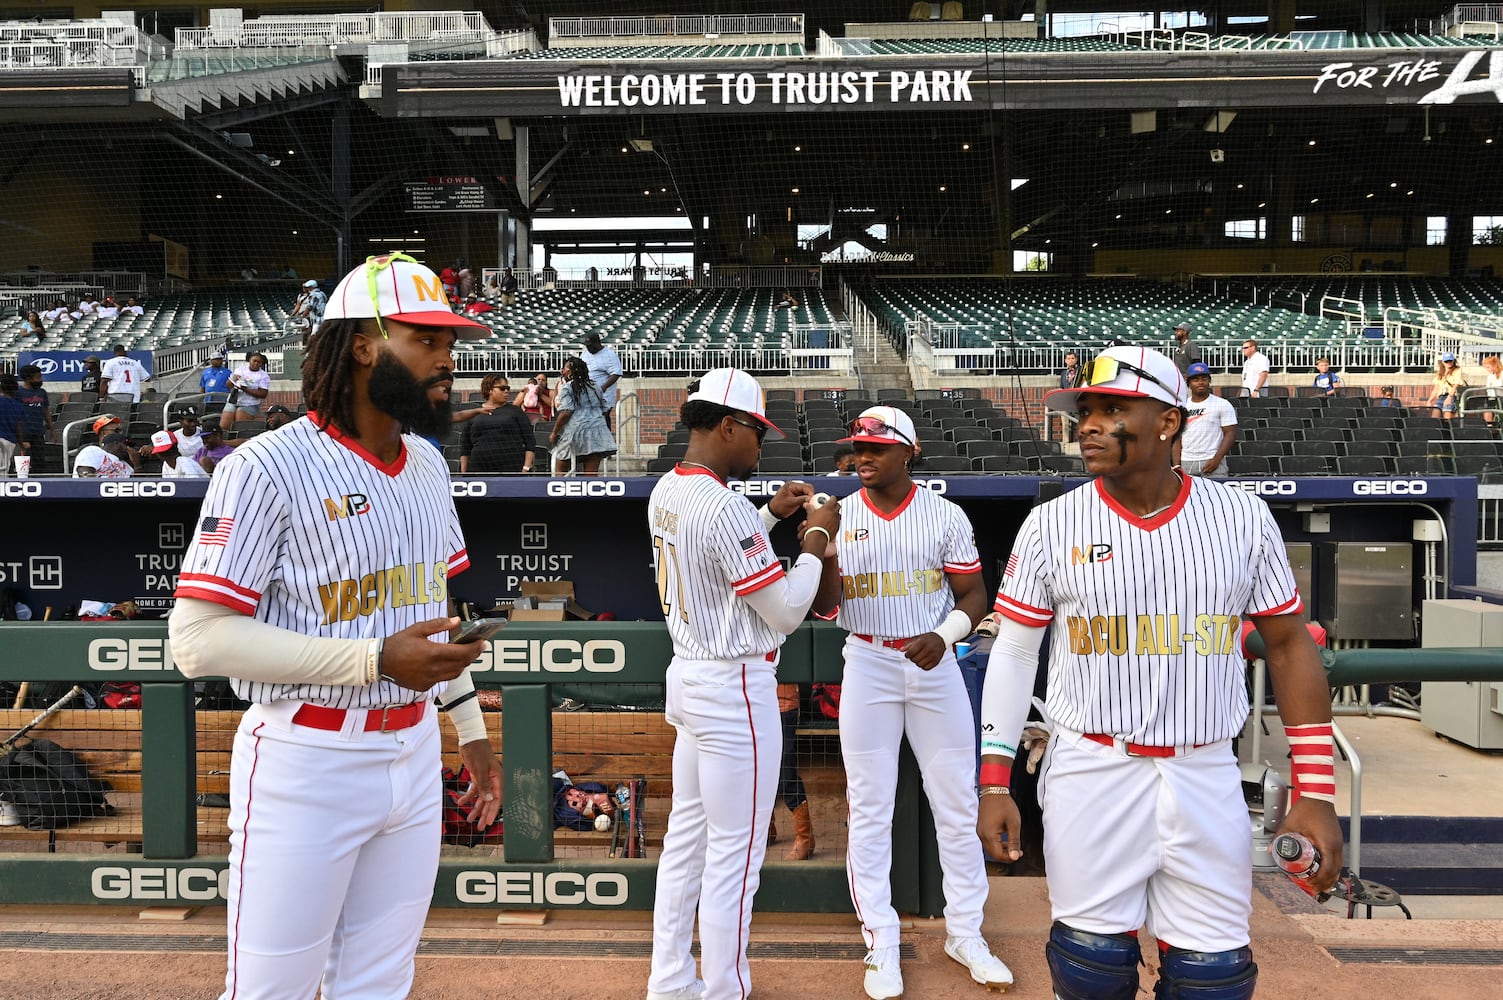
[863,946,904,999]
[645,978,705,1000]
[945,935,1014,992]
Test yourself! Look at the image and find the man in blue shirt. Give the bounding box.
[0,373,29,477]
[200,351,233,408]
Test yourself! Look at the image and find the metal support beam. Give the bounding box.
[515,124,532,269]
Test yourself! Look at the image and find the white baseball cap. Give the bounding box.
[149,430,178,455]
[1045,345,1186,412]
[687,368,785,441]
[322,253,490,339]
[840,405,918,448]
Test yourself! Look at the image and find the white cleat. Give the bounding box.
[645,979,706,1000]
[863,946,904,999]
[945,936,1014,992]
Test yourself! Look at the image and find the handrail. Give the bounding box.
[549,14,803,40]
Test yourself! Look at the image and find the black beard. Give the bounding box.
[368,350,452,440]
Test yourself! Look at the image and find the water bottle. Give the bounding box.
[1271,832,1321,892]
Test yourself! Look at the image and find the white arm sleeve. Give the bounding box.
[168,596,372,686]
[741,553,824,635]
[979,617,1047,760]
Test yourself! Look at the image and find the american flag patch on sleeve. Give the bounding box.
[199,516,234,547]
[739,534,769,560]
[1004,553,1019,578]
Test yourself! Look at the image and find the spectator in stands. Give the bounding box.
[0,373,26,477]
[459,375,536,475]
[73,417,135,478]
[1059,351,1080,389]
[291,279,326,342]
[549,356,616,477]
[122,296,145,317]
[1176,361,1238,476]
[520,372,554,423]
[195,420,237,473]
[20,310,45,341]
[457,263,475,300]
[440,264,458,300]
[1312,357,1341,397]
[264,404,296,432]
[200,350,233,407]
[1239,339,1270,398]
[1171,320,1201,374]
[150,430,208,478]
[1377,385,1397,408]
[175,408,204,459]
[96,297,120,320]
[80,355,104,400]
[1428,352,1468,421]
[15,365,53,453]
[43,299,68,324]
[1482,356,1502,428]
[583,332,623,430]
[101,344,151,405]
[827,443,856,476]
[240,265,258,281]
[78,292,98,315]
[500,266,519,305]
[774,289,800,310]
[280,264,298,279]
[220,352,271,432]
[461,293,493,316]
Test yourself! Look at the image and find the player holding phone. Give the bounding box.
[168,254,501,1000]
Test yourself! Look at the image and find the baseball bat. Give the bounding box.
[11,607,52,710]
[2,685,83,754]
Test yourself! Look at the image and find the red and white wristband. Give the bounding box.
[1286,723,1337,804]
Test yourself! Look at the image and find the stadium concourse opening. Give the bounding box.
[2,3,1503,962]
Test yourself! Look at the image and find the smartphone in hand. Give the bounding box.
[451,617,509,645]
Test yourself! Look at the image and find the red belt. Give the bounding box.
[292,701,427,733]
[1083,733,1199,758]
[853,633,909,650]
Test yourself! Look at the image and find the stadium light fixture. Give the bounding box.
[962,143,971,151]
[1307,139,1317,146]
[794,145,802,152]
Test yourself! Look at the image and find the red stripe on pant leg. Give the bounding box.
[845,787,873,949]
[229,722,266,1000]
[736,664,756,1000]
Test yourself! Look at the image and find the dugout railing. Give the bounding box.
[0,620,949,916]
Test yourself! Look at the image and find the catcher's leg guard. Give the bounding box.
[1045,921,1141,1000]
[1153,945,1257,1000]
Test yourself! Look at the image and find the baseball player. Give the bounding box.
[977,345,1343,1000]
[809,405,1013,999]
[646,368,841,1000]
[168,253,501,1000]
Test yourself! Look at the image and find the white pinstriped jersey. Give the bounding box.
[995,475,1299,746]
[832,485,981,637]
[648,465,786,661]
[174,416,470,708]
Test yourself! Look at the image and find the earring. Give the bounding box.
[1159,433,1168,441]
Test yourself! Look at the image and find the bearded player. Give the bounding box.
[977,346,1342,1000]
[810,406,1012,998]
[169,253,501,1000]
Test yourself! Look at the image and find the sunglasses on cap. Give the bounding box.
[849,415,914,447]
[1073,356,1179,401]
[363,251,421,341]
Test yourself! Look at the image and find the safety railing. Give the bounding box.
[176,11,492,49]
[549,14,803,40]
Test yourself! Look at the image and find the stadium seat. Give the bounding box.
[948,426,992,444]
[960,440,1009,460]
[1238,440,1287,458]
[1455,456,1502,477]
[1038,455,1085,475]
[657,443,687,461]
[919,456,973,474]
[1225,456,1272,476]
[646,457,678,475]
[756,457,807,474]
[1278,456,1333,475]
[1336,456,1391,476]
[1345,440,1394,458]
[976,456,1031,473]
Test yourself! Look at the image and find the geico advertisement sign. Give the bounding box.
[84,637,628,675]
[456,871,628,906]
[0,481,42,497]
[468,637,626,674]
[546,480,627,497]
[93,866,227,901]
[100,481,176,497]
[730,478,948,497]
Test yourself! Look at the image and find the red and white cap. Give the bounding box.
[322,253,491,339]
[1044,344,1186,412]
[687,368,785,441]
[841,405,918,448]
[149,430,178,455]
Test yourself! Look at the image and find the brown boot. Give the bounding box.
[785,801,815,860]
[768,812,778,845]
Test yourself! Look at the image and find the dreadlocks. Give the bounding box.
[300,317,365,434]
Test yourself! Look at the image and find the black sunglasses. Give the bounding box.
[729,415,767,443]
